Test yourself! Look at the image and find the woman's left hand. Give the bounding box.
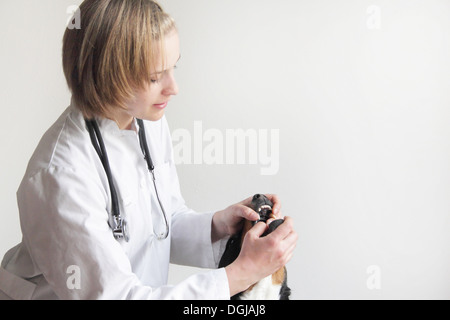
[211,194,282,242]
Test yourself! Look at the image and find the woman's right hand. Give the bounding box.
[225,216,298,296]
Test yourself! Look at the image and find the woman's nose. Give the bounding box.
[162,70,179,96]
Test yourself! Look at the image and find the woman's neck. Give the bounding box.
[106,109,134,131]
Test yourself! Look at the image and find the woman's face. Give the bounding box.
[117,30,180,127]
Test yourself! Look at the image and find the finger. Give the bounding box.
[266,217,276,226]
[282,231,298,251]
[248,221,268,238]
[280,234,297,263]
[265,194,281,216]
[275,209,285,220]
[238,195,253,207]
[285,239,297,257]
[236,204,259,221]
[283,250,295,266]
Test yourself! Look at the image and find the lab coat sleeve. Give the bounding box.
[18,166,229,300]
[165,159,229,268]
[170,208,229,268]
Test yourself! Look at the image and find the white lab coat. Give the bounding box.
[0,103,230,300]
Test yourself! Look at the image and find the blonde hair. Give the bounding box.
[63,0,176,118]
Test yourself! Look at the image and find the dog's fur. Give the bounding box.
[218,194,291,300]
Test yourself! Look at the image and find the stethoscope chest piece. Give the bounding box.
[110,215,130,242]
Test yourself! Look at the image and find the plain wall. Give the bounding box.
[1,0,449,299]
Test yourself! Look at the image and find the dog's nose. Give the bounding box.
[253,194,262,201]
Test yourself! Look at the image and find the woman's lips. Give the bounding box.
[153,102,168,110]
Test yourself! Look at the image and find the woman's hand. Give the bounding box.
[212,194,297,297]
[225,216,297,296]
[211,194,282,243]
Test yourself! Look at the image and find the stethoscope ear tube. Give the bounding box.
[137,119,169,240]
[137,119,154,171]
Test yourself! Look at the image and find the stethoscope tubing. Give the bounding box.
[85,118,170,242]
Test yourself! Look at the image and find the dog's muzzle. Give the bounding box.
[251,194,285,236]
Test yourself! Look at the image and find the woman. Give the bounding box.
[0,0,297,300]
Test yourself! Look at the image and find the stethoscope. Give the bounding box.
[85,118,169,242]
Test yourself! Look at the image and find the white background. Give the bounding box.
[1,0,449,299]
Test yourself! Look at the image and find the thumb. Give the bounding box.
[242,206,260,222]
[248,221,267,238]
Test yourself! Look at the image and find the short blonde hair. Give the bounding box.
[63,0,176,118]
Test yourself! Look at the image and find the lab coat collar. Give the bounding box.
[69,97,139,137]
[97,116,139,137]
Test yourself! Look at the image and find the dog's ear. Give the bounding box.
[218,231,242,268]
[262,219,285,237]
[268,219,284,233]
[279,268,291,300]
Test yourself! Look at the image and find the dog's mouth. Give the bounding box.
[250,194,285,237]
[251,194,275,225]
[256,204,274,224]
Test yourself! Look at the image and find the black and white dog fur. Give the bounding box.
[218,194,291,300]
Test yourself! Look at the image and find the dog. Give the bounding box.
[218,194,291,300]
